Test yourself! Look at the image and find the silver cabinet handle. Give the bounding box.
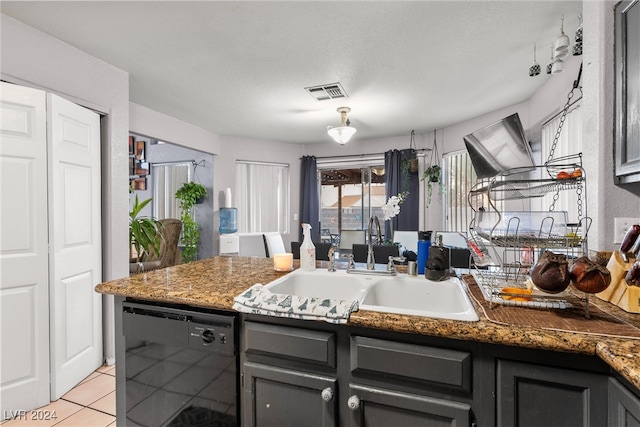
[347,395,360,410]
[321,387,334,402]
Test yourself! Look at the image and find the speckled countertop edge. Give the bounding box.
[96,256,640,389]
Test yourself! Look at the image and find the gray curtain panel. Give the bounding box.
[384,149,419,238]
[300,155,320,242]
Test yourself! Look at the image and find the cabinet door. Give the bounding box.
[609,378,640,426]
[242,362,337,427]
[497,359,608,427]
[346,383,471,427]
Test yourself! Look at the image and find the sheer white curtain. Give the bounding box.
[537,103,583,222]
[152,162,191,220]
[236,161,290,233]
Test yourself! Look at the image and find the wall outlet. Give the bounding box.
[613,217,640,244]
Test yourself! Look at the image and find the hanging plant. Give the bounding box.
[401,158,414,194]
[407,130,419,173]
[421,129,446,207]
[422,165,442,207]
[175,181,207,263]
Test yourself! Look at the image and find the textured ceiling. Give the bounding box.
[1,1,583,144]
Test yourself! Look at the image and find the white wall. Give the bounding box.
[130,103,221,156]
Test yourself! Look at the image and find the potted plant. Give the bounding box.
[422,164,443,207]
[175,181,207,262]
[129,195,162,264]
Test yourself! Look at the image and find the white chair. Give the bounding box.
[263,232,286,258]
[393,231,418,254]
[238,233,267,257]
[434,231,468,248]
[339,230,366,254]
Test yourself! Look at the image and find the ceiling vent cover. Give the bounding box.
[304,82,348,101]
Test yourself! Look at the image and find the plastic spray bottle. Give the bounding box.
[300,223,316,271]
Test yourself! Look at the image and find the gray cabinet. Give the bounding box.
[348,335,472,426]
[496,359,608,427]
[615,0,640,184]
[346,383,470,427]
[241,321,338,427]
[242,362,337,427]
[240,318,476,426]
[240,316,640,427]
[609,377,640,426]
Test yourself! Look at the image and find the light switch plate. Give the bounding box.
[613,217,640,244]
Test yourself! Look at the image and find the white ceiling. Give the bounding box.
[1,1,583,144]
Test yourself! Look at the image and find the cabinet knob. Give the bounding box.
[347,395,360,410]
[321,387,334,402]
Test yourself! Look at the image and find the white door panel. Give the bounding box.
[0,83,50,414]
[47,93,102,400]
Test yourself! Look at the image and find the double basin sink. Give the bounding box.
[263,268,479,322]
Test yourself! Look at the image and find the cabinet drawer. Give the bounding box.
[351,336,471,391]
[244,322,336,368]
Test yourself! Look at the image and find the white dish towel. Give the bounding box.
[233,284,359,324]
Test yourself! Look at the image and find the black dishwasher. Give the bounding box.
[122,301,238,427]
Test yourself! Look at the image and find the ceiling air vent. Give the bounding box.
[304,82,348,101]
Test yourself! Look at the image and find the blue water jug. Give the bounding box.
[219,207,237,234]
[417,231,432,275]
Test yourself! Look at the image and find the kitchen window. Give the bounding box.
[317,155,386,236]
[236,160,290,234]
[444,150,502,233]
[536,102,582,221]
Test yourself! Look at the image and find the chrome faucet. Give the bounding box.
[327,245,337,272]
[367,215,381,270]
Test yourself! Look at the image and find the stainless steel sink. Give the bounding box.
[262,269,479,322]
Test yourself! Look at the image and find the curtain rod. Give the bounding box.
[237,159,290,167]
[151,160,196,167]
[302,148,431,161]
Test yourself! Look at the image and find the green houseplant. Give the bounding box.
[422,164,443,208]
[129,195,162,263]
[175,181,207,263]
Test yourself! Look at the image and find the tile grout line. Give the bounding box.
[59,369,116,423]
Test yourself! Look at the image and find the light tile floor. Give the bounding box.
[2,365,116,427]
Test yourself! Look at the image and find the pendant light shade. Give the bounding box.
[552,59,565,74]
[546,45,554,74]
[327,107,357,144]
[529,44,541,77]
[554,16,570,55]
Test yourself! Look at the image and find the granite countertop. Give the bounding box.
[96,256,640,390]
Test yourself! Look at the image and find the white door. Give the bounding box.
[47,94,103,400]
[0,83,51,412]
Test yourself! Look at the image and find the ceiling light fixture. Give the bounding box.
[327,107,357,144]
[553,16,570,61]
[529,44,541,77]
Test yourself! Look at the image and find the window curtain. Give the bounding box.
[300,155,320,242]
[384,149,418,238]
[236,161,290,233]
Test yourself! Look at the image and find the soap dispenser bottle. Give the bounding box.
[300,223,316,271]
